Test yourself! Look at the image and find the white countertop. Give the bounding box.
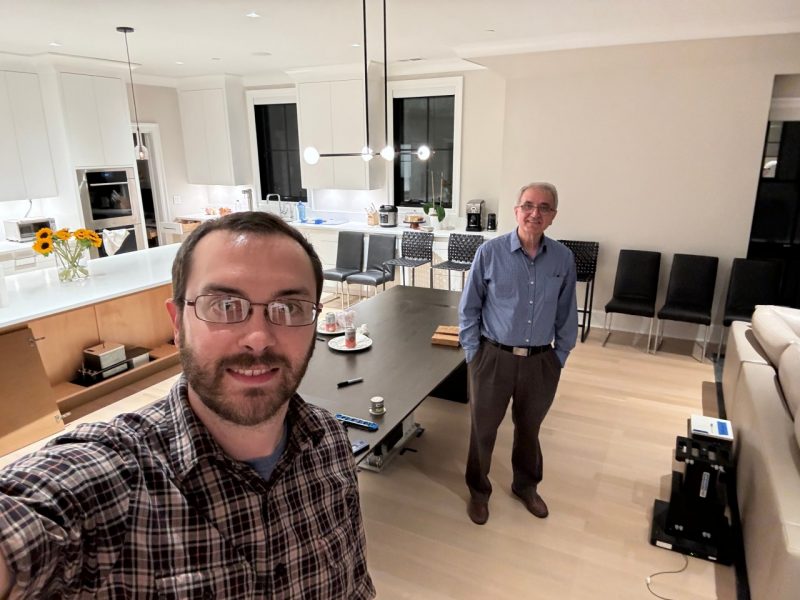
[291,220,499,240]
[0,244,180,329]
[0,240,35,258]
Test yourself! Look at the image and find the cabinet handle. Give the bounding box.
[29,336,45,346]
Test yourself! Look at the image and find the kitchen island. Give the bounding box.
[0,244,181,456]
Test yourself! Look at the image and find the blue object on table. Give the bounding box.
[297,202,306,222]
[313,218,325,224]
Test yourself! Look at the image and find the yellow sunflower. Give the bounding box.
[73,229,89,241]
[55,228,71,241]
[33,238,53,256]
[87,232,102,248]
[36,227,53,241]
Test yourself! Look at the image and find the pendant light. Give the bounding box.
[302,0,429,164]
[378,0,429,162]
[117,26,149,161]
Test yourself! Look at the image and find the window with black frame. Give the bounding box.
[393,95,455,208]
[253,103,306,202]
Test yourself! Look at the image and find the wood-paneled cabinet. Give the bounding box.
[0,326,64,456]
[60,72,134,167]
[178,76,251,185]
[0,285,179,457]
[0,71,57,202]
[296,68,385,191]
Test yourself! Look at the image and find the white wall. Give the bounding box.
[125,83,209,217]
[474,33,800,339]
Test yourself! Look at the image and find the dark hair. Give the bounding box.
[171,212,324,312]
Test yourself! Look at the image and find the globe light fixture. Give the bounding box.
[303,147,321,165]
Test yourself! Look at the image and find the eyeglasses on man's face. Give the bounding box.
[516,203,555,215]
[184,294,320,326]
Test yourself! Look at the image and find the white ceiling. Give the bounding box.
[2,0,800,81]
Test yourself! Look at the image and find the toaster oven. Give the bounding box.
[3,217,56,242]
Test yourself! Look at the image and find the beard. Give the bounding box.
[179,330,315,427]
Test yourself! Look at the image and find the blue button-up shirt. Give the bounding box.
[459,231,578,366]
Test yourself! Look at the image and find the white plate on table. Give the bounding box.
[317,321,345,335]
[328,334,372,352]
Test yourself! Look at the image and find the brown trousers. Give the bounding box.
[465,341,562,502]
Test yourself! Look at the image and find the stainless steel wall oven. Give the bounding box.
[77,167,145,257]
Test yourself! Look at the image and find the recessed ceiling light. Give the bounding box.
[211,57,222,61]
[175,61,184,65]
[252,51,272,57]
[245,11,260,18]
[48,41,62,47]
[351,43,361,48]
[485,28,495,33]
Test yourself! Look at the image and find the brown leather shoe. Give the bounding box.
[511,487,549,518]
[467,498,489,525]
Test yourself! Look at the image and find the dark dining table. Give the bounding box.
[299,286,467,468]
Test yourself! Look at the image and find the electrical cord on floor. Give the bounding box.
[645,554,689,600]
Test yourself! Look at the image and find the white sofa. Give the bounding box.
[721,305,800,600]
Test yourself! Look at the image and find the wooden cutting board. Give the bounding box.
[431,325,460,347]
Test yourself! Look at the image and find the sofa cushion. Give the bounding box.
[721,321,770,422]
[752,306,800,365]
[781,343,800,419]
[734,362,800,600]
[772,305,800,336]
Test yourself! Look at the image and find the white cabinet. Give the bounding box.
[296,70,385,191]
[0,71,57,202]
[60,73,133,167]
[177,76,250,186]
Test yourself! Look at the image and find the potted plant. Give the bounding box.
[422,172,447,228]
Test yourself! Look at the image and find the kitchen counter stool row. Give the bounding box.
[321,231,486,306]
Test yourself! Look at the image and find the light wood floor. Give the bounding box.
[359,332,734,600]
[2,294,736,599]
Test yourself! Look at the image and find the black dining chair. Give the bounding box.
[322,231,364,308]
[345,234,397,297]
[383,230,434,288]
[431,233,483,290]
[654,253,719,361]
[603,249,662,352]
[559,240,599,343]
[715,258,781,361]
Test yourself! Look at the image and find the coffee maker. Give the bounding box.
[466,200,485,231]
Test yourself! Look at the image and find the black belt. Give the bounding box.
[481,336,551,357]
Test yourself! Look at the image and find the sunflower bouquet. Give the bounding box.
[33,227,102,282]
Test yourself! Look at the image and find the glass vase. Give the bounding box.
[55,242,89,283]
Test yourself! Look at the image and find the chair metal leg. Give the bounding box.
[602,313,613,346]
[344,282,350,308]
[715,326,726,363]
[581,277,594,341]
[429,267,433,289]
[447,269,452,291]
[461,271,465,290]
[411,267,415,287]
[648,318,657,354]
[699,324,709,363]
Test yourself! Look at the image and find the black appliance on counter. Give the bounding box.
[466,200,485,232]
[487,213,497,231]
[379,205,398,227]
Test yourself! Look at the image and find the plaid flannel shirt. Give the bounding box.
[0,376,375,599]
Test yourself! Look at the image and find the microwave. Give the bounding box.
[3,217,56,242]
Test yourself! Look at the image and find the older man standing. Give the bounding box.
[459,182,577,525]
